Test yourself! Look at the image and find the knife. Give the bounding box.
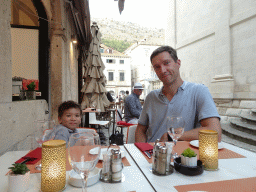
[20,157,37,164]
[144,151,152,159]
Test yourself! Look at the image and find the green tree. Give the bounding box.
[102,39,132,53]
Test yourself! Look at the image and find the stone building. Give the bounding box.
[0,0,91,155]
[101,44,131,98]
[165,0,256,151]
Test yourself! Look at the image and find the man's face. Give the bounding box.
[134,89,143,96]
[151,51,181,86]
[58,108,81,130]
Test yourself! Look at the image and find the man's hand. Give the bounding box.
[135,124,147,142]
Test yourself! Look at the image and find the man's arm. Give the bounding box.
[135,123,148,142]
[179,117,222,142]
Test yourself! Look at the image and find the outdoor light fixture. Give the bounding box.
[71,35,77,44]
[199,130,218,171]
[41,140,66,192]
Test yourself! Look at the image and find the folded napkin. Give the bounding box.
[135,142,153,152]
[15,147,42,164]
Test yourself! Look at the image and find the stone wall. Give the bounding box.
[0,100,48,156]
[166,0,256,115]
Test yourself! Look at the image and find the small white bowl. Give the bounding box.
[68,168,100,187]
[181,155,197,167]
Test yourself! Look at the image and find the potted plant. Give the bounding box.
[8,163,30,192]
[181,148,197,167]
[26,81,36,100]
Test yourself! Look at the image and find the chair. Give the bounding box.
[115,108,136,144]
[126,125,137,144]
[89,113,110,145]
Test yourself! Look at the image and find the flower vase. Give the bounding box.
[26,91,36,100]
[8,171,30,192]
[181,155,197,167]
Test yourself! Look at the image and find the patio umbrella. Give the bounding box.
[81,22,110,112]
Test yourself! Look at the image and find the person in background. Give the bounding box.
[124,83,144,124]
[135,46,221,143]
[123,90,129,103]
[53,100,82,147]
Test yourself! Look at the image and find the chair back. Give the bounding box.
[126,125,137,144]
[89,112,97,123]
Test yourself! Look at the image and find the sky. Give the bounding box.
[89,0,169,29]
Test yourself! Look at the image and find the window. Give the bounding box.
[120,60,124,64]
[106,59,115,63]
[108,49,113,53]
[120,72,125,81]
[108,72,114,81]
[100,48,104,53]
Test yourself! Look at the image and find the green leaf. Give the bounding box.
[181,148,197,158]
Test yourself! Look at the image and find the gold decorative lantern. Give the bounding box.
[199,130,218,171]
[41,140,66,192]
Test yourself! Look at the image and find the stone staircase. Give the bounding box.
[221,109,256,152]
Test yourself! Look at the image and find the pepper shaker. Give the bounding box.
[152,139,161,172]
[156,146,168,175]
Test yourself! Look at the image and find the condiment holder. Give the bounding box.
[152,140,174,176]
[100,148,125,183]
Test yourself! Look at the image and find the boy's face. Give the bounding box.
[58,108,81,130]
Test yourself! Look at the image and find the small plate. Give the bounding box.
[68,168,100,187]
[190,140,224,149]
[89,147,126,160]
[174,157,203,176]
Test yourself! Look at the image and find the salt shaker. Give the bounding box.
[165,142,174,172]
[156,146,168,175]
[111,148,123,182]
[152,139,161,172]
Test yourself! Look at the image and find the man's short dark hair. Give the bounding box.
[126,91,129,94]
[58,100,82,118]
[150,46,178,63]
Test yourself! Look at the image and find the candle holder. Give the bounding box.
[41,140,66,192]
[199,130,218,171]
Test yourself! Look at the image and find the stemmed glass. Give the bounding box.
[167,116,185,159]
[34,120,56,170]
[68,132,101,192]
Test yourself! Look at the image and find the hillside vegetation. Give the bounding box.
[101,39,132,53]
[92,18,165,52]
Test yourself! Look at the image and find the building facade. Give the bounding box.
[0,0,91,155]
[101,44,131,99]
[165,0,256,120]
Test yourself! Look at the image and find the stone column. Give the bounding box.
[210,0,234,100]
[0,0,12,103]
[49,0,65,121]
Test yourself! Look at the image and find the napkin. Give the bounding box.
[15,147,42,164]
[135,143,153,153]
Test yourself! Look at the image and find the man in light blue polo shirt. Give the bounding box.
[135,46,221,143]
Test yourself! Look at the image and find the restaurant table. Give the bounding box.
[82,108,99,127]
[124,141,256,192]
[0,146,154,192]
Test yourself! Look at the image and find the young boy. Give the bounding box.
[54,100,82,147]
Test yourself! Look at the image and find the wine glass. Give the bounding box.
[34,120,56,170]
[167,116,185,159]
[68,132,101,192]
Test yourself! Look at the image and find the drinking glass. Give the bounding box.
[167,116,185,159]
[34,120,56,170]
[68,132,101,192]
